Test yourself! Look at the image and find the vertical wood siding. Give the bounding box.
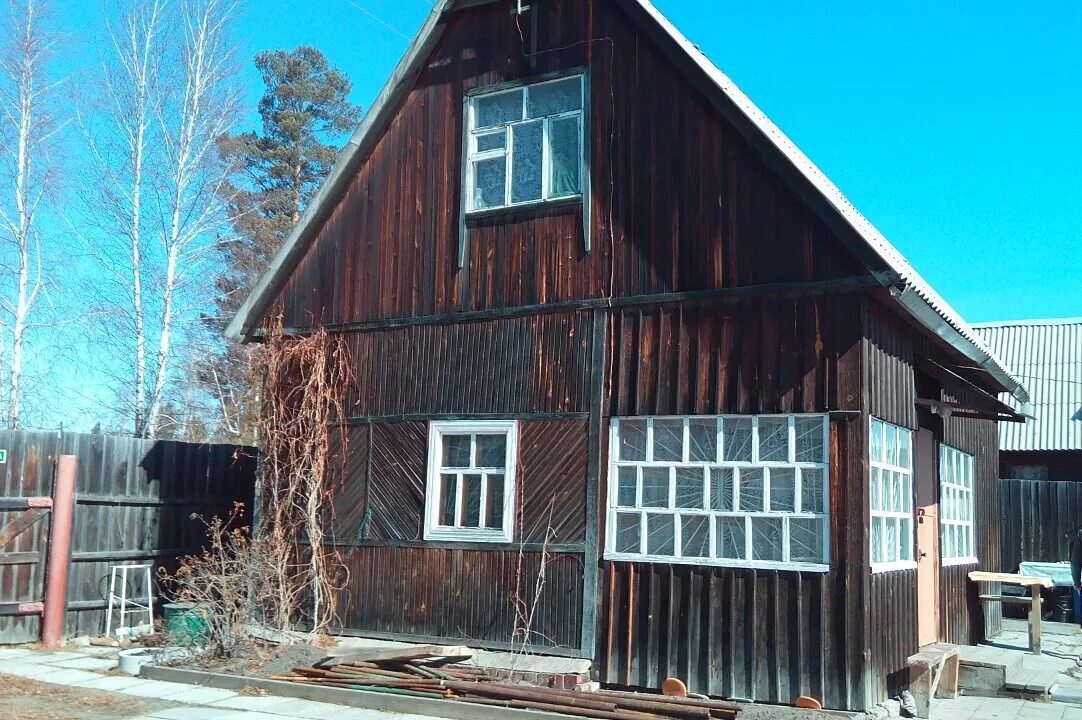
[1000,479,1082,571]
[344,312,592,418]
[273,0,865,330]
[939,382,1001,645]
[597,300,868,710]
[862,303,1003,704]
[334,545,583,650]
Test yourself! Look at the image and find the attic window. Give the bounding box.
[465,75,584,213]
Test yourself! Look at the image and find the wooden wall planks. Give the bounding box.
[273,0,865,331]
[333,545,583,651]
[0,431,256,643]
[343,312,592,419]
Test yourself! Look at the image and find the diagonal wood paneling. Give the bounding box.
[519,420,588,544]
[327,426,370,546]
[366,422,426,541]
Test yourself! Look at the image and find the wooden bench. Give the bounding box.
[969,571,1053,655]
[907,643,960,719]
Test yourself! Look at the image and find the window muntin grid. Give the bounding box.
[869,417,915,571]
[424,421,517,543]
[939,444,976,565]
[606,415,830,571]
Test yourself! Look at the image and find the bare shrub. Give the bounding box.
[158,502,267,658]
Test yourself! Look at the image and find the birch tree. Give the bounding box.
[74,0,239,437]
[145,0,240,438]
[0,0,61,429]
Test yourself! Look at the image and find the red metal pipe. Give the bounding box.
[41,454,76,648]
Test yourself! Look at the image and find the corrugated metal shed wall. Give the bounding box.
[973,320,1082,451]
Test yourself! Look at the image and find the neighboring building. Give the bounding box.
[974,319,1082,481]
[227,0,1030,711]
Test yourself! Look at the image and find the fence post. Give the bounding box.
[41,454,77,648]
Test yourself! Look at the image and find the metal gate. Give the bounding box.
[0,431,61,643]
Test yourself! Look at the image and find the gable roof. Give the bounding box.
[226,0,1030,408]
[973,318,1082,452]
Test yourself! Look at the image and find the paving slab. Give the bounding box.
[160,685,239,704]
[211,695,301,712]
[0,658,68,678]
[140,707,228,720]
[0,647,32,660]
[35,667,108,685]
[267,698,371,718]
[47,655,118,670]
[120,679,202,699]
[13,650,83,663]
[213,713,305,720]
[71,674,148,691]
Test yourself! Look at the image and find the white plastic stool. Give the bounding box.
[105,564,154,639]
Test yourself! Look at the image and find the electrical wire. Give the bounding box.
[340,0,410,40]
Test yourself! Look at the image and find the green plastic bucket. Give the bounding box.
[162,602,209,645]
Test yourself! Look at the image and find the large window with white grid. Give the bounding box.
[940,444,976,565]
[605,415,830,571]
[869,418,914,571]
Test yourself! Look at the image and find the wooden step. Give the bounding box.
[1004,665,1060,697]
[957,644,1024,695]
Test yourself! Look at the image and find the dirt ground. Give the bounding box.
[0,674,174,720]
[176,640,326,678]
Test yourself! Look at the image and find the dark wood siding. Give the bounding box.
[326,417,591,651]
[939,383,1001,645]
[1000,479,1082,571]
[597,299,869,710]
[273,0,865,330]
[862,302,1002,704]
[334,545,583,651]
[344,312,592,419]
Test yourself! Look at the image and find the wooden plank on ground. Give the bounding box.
[317,645,472,668]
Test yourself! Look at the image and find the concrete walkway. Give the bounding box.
[0,646,438,720]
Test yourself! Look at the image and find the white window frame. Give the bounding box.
[869,417,916,573]
[424,420,517,543]
[605,414,831,572]
[939,444,977,566]
[464,74,585,213]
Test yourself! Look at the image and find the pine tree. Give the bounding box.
[201,46,360,442]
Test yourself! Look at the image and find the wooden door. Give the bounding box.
[915,427,940,646]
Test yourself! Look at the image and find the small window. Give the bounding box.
[869,418,915,571]
[465,75,584,212]
[940,445,976,565]
[606,415,830,570]
[424,421,517,543]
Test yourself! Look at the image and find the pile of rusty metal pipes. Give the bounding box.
[445,682,741,719]
[273,662,741,719]
[270,660,486,699]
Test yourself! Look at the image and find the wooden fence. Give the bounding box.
[1000,478,1082,573]
[0,430,257,643]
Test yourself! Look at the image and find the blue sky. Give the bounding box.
[60,0,1081,324]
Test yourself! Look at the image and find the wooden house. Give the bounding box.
[227,0,1031,710]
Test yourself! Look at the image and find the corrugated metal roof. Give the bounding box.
[973,319,1082,451]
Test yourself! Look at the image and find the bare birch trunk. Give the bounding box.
[0,0,57,429]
